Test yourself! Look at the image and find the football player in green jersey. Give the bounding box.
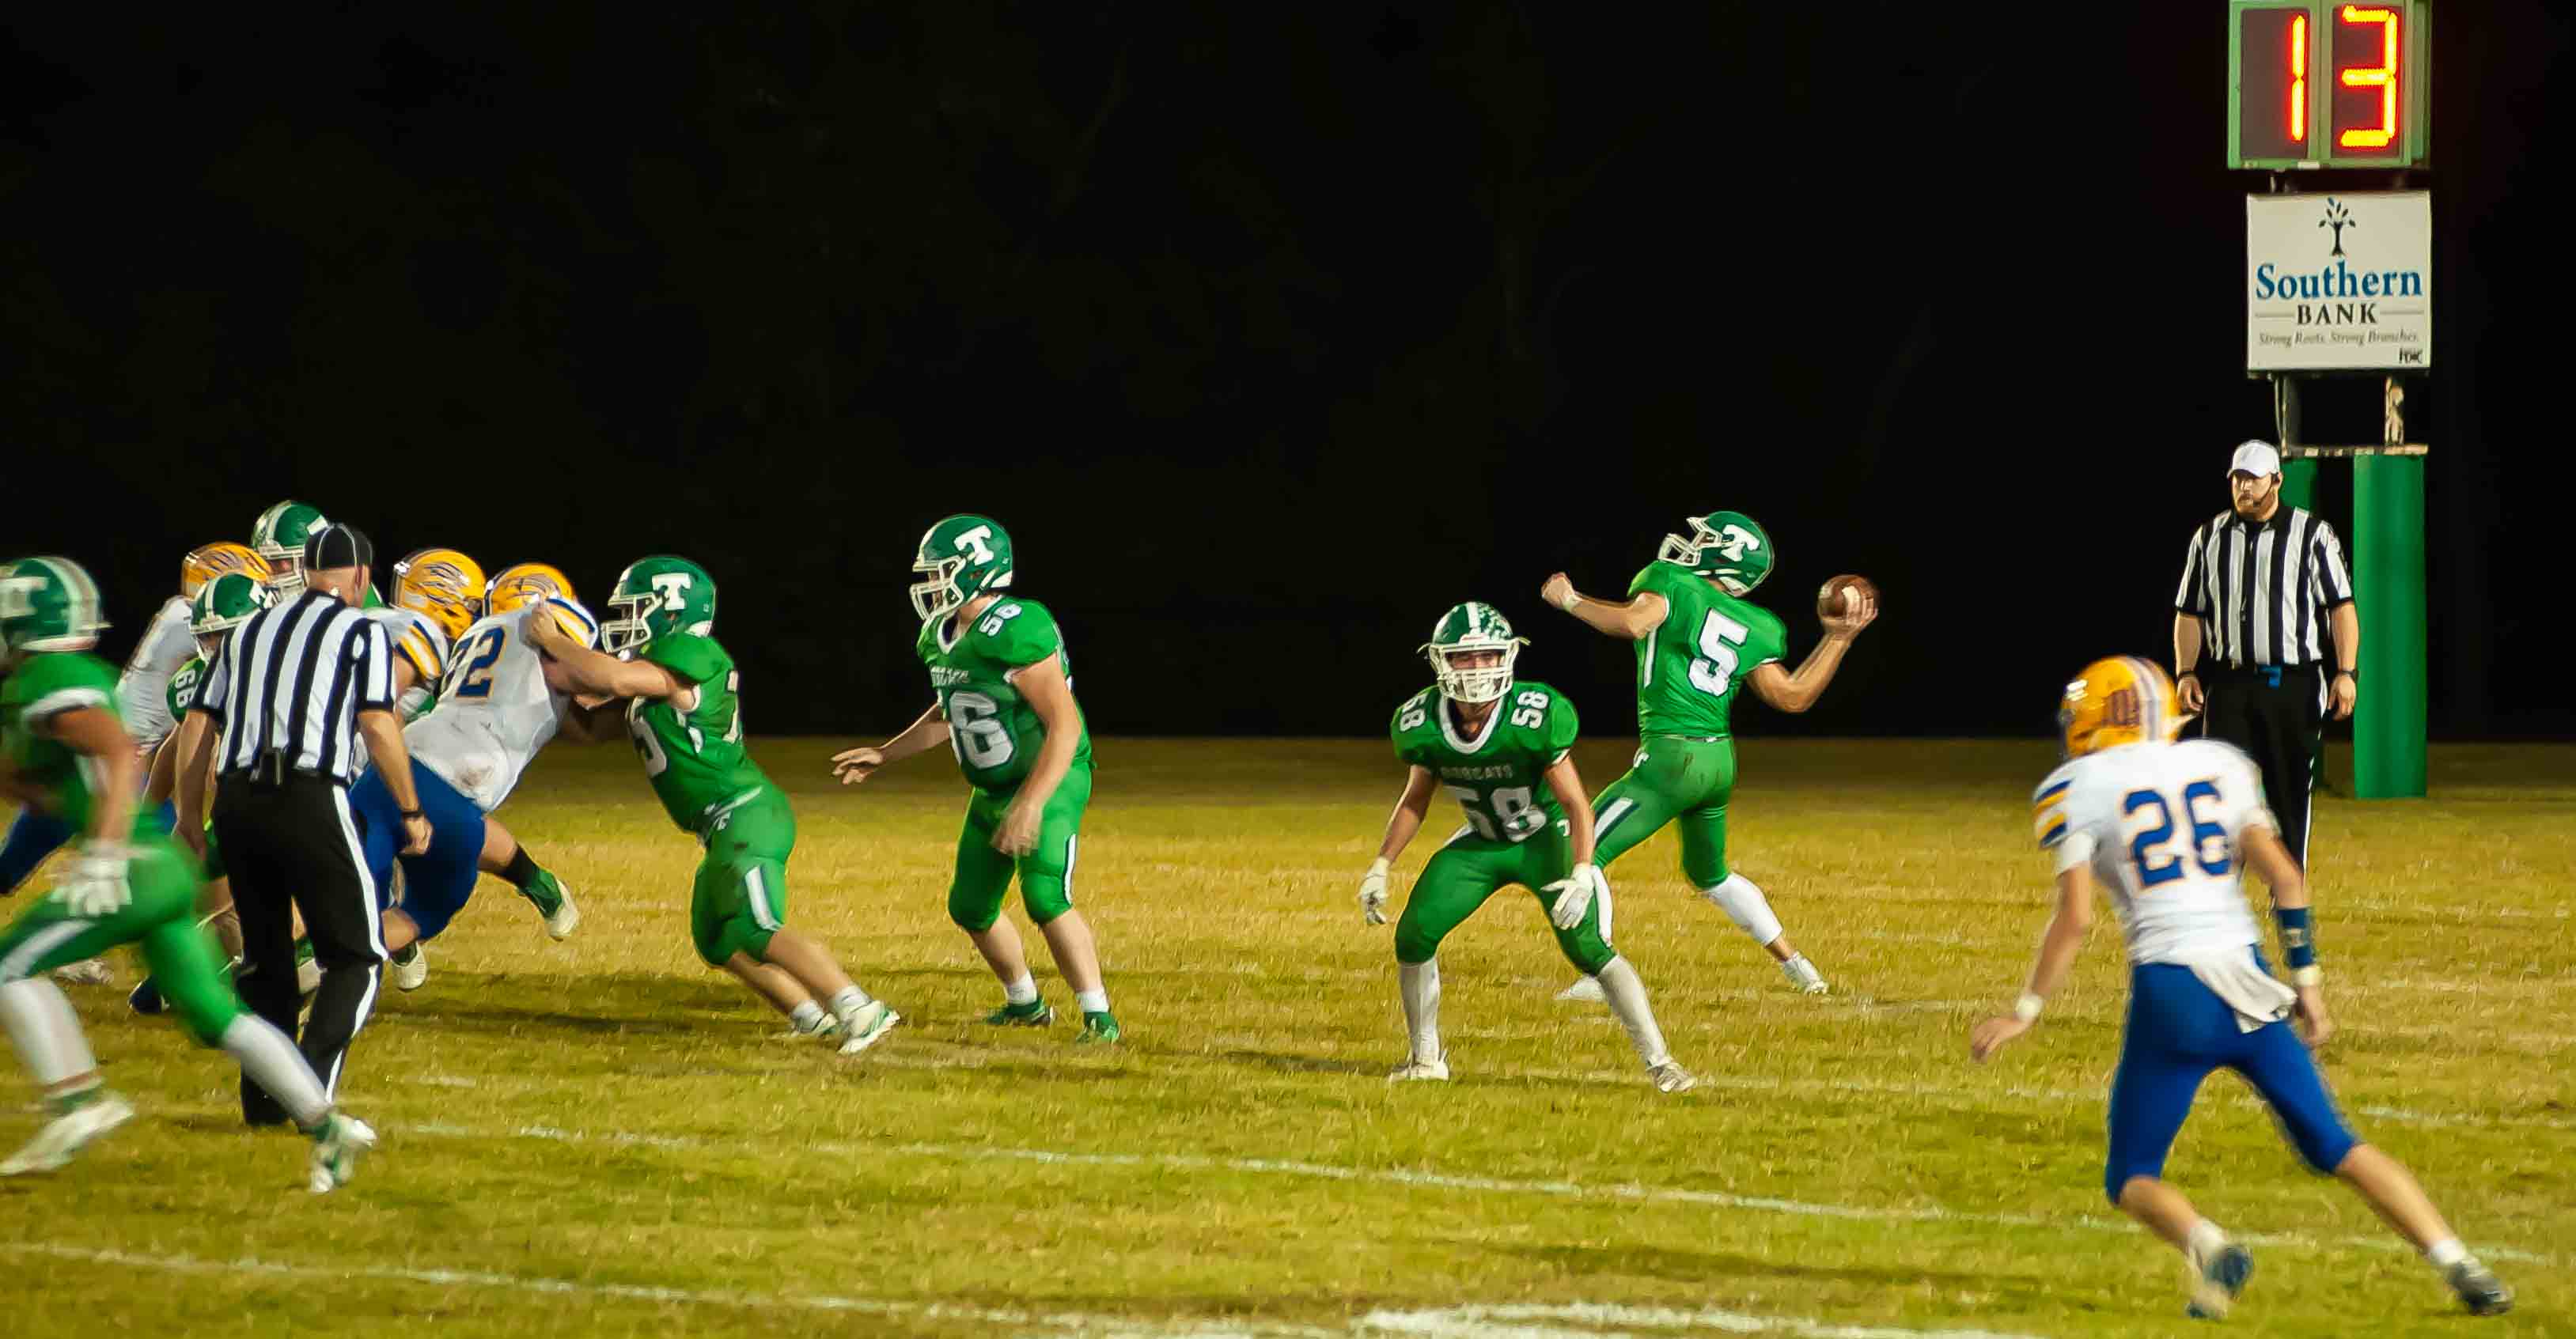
[1361,603,1694,1091]
[832,515,1120,1043]
[1540,511,1877,997]
[535,556,900,1055]
[0,557,375,1190]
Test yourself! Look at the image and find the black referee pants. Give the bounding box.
[2200,665,2325,868]
[212,774,386,1125]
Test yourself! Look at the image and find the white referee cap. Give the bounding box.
[2229,440,2282,477]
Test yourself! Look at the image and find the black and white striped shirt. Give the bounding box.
[191,591,396,784]
[2173,505,2355,668]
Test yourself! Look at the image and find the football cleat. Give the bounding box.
[2447,1259,2513,1316]
[1657,511,1775,596]
[521,868,579,940]
[1420,602,1527,705]
[0,556,108,659]
[835,1002,902,1056]
[909,515,1015,625]
[48,957,112,986]
[180,543,270,600]
[389,943,428,993]
[250,501,328,596]
[2184,1239,2253,1320]
[602,555,716,655]
[1387,1053,1450,1083]
[984,999,1055,1027]
[1555,977,1606,1003]
[0,1091,135,1175]
[1074,1011,1123,1045]
[306,1113,377,1193]
[1781,955,1829,995]
[1648,1061,1699,1094]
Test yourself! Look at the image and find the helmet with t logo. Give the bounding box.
[0,556,108,662]
[1657,510,1775,596]
[601,555,717,655]
[909,514,1015,624]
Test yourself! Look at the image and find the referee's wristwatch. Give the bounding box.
[2332,667,2359,683]
[400,807,425,820]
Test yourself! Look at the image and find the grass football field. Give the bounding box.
[6,738,2573,1338]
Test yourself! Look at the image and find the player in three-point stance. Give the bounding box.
[833,515,1121,1043]
[1359,603,1694,1091]
[541,556,900,1054]
[1540,510,1874,998]
[0,557,374,1190]
[1970,656,2511,1320]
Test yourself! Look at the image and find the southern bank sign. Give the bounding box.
[2247,191,2431,372]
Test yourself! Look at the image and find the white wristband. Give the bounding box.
[2292,966,2321,988]
[2013,993,2044,1023]
[1552,589,1581,613]
[1367,857,1390,878]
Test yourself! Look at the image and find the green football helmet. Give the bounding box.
[188,571,272,658]
[251,500,329,596]
[1657,510,1775,596]
[602,555,717,655]
[909,514,1015,624]
[0,556,108,662]
[1420,601,1526,705]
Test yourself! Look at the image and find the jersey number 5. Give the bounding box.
[1654,610,1750,697]
[2120,780,2232,889]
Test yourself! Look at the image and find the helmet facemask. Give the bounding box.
[1428,642,1519,705]
[600,588,657,656]
[1658,513,1773,596]
[909,554,968,625]
[263,550,306,598]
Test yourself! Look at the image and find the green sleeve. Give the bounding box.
[1389,691,1431,766]
[1745,606,1790,668]
[11,655,118,726]
[1546,687,1579,755]
[979,600,1065,669]
[1626,565,1671,601]
[642,634,727,687]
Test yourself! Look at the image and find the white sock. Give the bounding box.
[2187,1217,2230,1262]
[221,1014,331,1129]
[1399,959,1441,1061]
[0,978,97,1091]
[825,986,874,1021]
[788,1001,827,1033]
[1002,974,1040,1006]
[2425,1237,2468,1269]
[1593,957,1672,1069]
[1074,988,1109,1015]
[1703,873,1786,946]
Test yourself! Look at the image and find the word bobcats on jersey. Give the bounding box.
[1392,683,1578,845]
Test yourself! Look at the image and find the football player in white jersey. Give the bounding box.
[1970,657,2511,1320]
[355,578,589,990]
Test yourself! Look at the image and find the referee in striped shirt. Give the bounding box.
[177,524,429,1125]
[2171,441,2360,867]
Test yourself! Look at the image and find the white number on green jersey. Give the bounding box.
[1685,611,1752,696]
[625,701,670,777]
[949,690,1014,769]
[1507,689,1548,730]
[977,603,1023,637]
[1449,784,1542,841]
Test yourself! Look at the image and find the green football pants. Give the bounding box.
[949,762,1091,932]
[690,788,795,966]
[0,838,240,1045]
[1393,823,1615,976]
[1590,735,1739,888]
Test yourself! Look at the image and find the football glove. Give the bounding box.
[1545,862,1608,930]
[1358,858,1391,925]
[59,842,133,918]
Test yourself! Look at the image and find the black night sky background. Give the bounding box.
[4,5,2570,740]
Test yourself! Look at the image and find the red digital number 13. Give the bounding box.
[2339,6,2400,150]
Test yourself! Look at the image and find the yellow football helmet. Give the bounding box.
[486,562,576,614]
[392,548,487,641]
[180,542,271,600]
[2059,656,2182,758]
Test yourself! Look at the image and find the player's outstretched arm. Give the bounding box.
[1540,573,1668,641]
[1747,588,1877,714]
[1970,865,2096,1062]
[992,655,1080,855]
[528,615,684,702]
[832,702,949,785]
[1360,766,1438,925]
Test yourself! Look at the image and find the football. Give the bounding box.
[1819,573,1879,618]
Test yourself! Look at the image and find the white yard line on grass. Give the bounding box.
[4,1243,2051,1338]
[398,1119,2558,1267]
